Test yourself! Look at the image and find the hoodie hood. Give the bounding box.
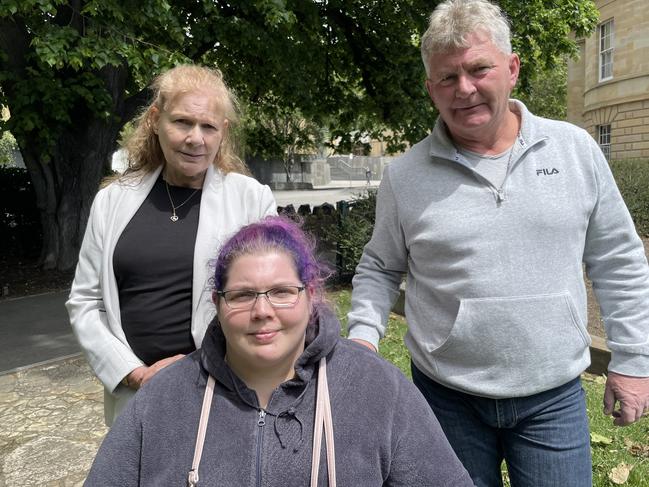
[199,303,341,412]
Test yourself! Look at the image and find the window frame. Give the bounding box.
[598,124,611,160]
[599,19,614,82]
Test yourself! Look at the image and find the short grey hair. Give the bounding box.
[420,0,512,77]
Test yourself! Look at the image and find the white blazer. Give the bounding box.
[66,164,276,424]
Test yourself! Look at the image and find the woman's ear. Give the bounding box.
[306,284,316,299]
[306,285,315,314]
[212,291,219,305]
[149,107,160,134]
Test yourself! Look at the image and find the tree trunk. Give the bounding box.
[284,159,293,182]
[20,146,58,268]
[0,13,146,272]
[14,63,138,271]
[284,151,296,182]
[56,123,115,271]
[19,122,117,271]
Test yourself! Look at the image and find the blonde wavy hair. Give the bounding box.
[106,64,249,186]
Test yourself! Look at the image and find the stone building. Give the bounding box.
[567,0,649,161]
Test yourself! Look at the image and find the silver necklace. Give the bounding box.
[165,180,199,222]
[503,138,516,178]
[496,133,519,202]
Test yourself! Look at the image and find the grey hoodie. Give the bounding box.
[348,100,649,398]
[85,307,473,486]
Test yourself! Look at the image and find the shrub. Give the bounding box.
[0,131,19,166]
[0,166,40,257]
[610,159,649,237]
[318,190,377,283]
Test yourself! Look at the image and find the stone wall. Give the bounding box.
[246,156,330,188]
[583,100,649,160]
[247,155,392,187]
[327,155,389,181]
[567,0,649,161]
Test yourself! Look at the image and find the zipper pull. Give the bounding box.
[496,189,506,202]
[258,409,266,427]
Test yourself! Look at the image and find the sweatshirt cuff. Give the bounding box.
[347,323,381,351]
[608,351,649,377]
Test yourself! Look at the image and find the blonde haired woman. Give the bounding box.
[67,65,276,425]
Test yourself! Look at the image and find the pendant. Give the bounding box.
[170,214,179,222]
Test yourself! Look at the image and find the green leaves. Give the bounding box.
[0,0,189,160]
[243,97,322,170]
[504,0,599,93]
[255,0,296,28]
[610,160,649,237]
[0,130,18,165]
[31,26,79,69]
[591,432,614,445]
[0,0,600,165]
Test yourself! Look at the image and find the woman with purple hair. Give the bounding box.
[85,216,473,486]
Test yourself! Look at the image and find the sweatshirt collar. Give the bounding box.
[428,99,547,162]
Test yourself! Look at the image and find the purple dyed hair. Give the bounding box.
[213,216,331,307]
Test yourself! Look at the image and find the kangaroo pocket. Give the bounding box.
[432,293,591,390]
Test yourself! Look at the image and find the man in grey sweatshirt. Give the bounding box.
[348,1,649,486]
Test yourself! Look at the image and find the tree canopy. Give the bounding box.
[0,0,599,269]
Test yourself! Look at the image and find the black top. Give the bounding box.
[113,173,202,366]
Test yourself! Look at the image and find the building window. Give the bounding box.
[599,19,614,81]
[598,124,611,160]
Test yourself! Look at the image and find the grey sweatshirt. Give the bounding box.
[85,307,473,486]
[348,100,649,398]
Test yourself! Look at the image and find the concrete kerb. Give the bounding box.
[0,352,83,377]
[391,283,611,376]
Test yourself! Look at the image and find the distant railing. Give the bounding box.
[328,156,376,184]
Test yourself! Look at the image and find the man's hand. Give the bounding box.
[603,372,649,426]
[124,354,185,390]
[350,338,378,353]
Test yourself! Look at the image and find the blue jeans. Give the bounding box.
[411,363,592,487]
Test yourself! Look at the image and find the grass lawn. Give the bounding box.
[329,287,649,486]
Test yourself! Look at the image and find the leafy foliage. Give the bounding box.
[0,0,189,161]
[318,190,377,282]
[503,0,598,94]
[0,0,600,160]
[0,0,600,269]
[243,99,323,180]
[611,159,649,237]
[514,58,568,120]
[0,130,18,165]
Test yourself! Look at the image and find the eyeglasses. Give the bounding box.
[216,285,305,310]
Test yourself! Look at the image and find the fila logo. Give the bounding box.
[536,168,559,176]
